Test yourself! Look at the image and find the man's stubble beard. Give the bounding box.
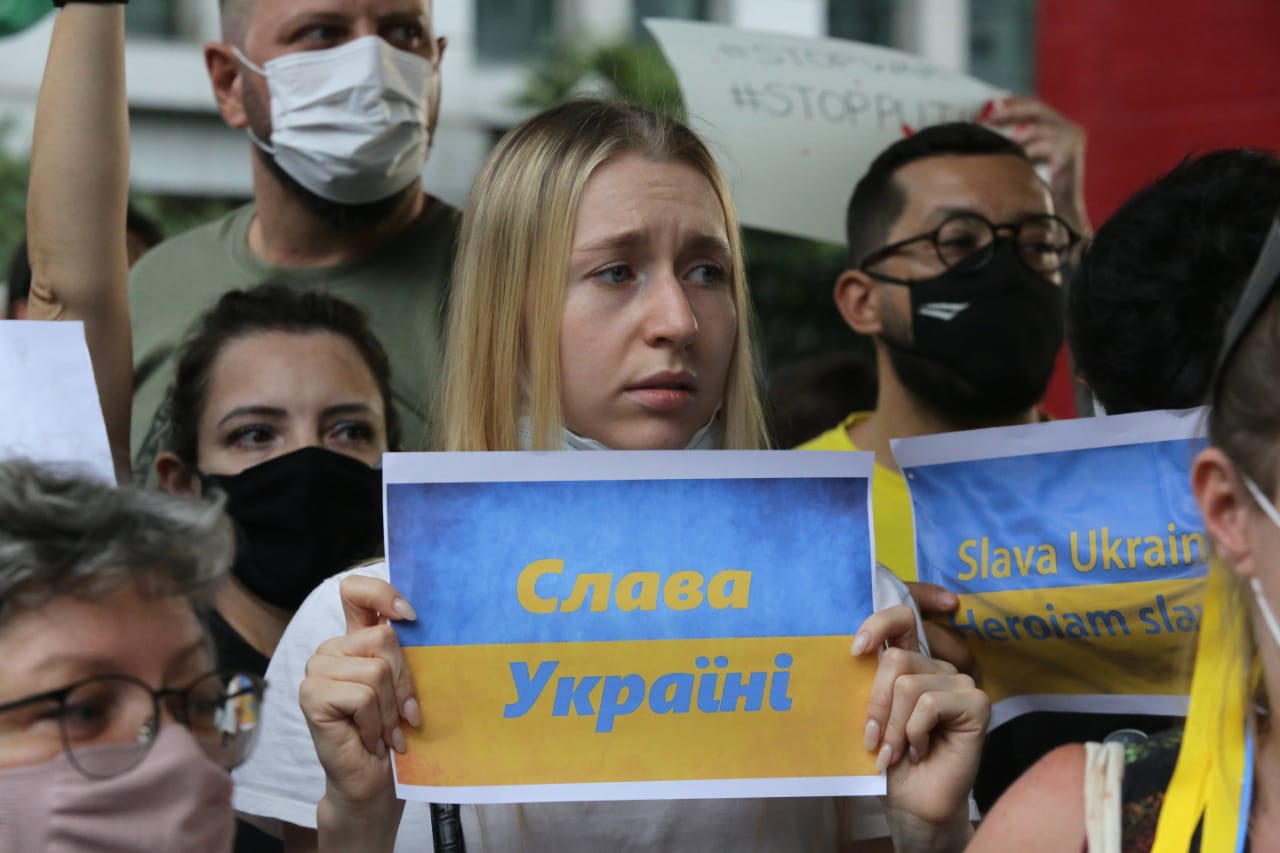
[241,79,421,234]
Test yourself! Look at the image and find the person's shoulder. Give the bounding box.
[968,743,1087,852]
[296,560,390,616]
[268,561,390,672]
[794,412,867,450]
[129,204,254,292]
[408,195,462,243]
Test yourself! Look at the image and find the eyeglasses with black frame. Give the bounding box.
[858,212,1082,284]
[0,669,266,779]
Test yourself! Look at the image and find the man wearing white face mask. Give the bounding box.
[128,0,459,478]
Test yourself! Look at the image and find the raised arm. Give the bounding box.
[25,4,132,483]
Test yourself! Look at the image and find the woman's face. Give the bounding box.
[0,583,211,769]
[187,330,388,478]
[560,153,737,450]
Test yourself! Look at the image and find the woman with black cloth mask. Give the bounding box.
[149,284,394,676]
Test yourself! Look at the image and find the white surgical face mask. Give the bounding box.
[234,36,433,205]
[1241,475,1280,649]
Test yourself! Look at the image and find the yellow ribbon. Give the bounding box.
[1152,561,1250,853]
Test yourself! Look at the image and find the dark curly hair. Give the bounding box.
[164,283,401,467]
[1070,148,1280,415]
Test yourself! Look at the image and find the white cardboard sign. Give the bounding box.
[0,321,115,483]
[646,19,1001,245]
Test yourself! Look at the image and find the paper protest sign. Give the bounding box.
[646,19,1000,245]
[893,409,1207,727]
[0,320,114,483]
[384,450,881,804]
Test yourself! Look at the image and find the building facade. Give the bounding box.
[0,0,1028,208]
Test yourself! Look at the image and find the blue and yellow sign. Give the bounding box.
[894,409,1207,726]
[383,451,882,803]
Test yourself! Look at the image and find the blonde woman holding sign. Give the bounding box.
[234,100,988,852]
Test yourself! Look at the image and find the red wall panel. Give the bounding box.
[1035,0,1280,417]
[1037,0,1280,225]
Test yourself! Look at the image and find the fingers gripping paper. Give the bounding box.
[893,410,1207,728]
[645,19,1000,245]
[383,450,882,804]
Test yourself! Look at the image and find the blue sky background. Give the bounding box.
[387,477,873,646]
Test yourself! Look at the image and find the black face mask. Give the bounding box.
[203,447,384,611]
[880,239,1065,422]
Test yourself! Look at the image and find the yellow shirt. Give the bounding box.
[798,413,917,582]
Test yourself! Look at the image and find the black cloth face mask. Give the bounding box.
[879,239,1065,422]
[203,446,384,611]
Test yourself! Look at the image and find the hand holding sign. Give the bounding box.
[300,575,421,850]
[904,582,979,680]
[854,605,986,850]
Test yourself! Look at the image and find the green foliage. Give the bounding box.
[517,41,872,377]
[0,0,48,38]
[517,42,684,118]
[0,139,27,279]
[0,137,241,281]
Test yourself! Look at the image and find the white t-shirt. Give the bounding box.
[233,563,923,851]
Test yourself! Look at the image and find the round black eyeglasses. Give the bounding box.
[859,212,1082,284]
[0,670,266,779]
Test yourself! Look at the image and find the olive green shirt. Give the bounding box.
[128,199,459,478]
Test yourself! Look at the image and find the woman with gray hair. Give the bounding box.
[0,458,265,851]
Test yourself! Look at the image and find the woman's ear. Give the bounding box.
[1192,446,1255,577]
[156,452,202,497]
[834,269,882,336]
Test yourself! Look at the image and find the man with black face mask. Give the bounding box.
[803,120,1108,812]
[800,121,1083,665]
[128,0,458,480]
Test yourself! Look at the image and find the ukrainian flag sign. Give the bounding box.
[894,409,1207,727]
[383,450,882,804]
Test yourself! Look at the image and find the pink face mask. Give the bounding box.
[0,724,234,852]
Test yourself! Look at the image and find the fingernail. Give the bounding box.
[376,738,387,759]
[864,718,880,751]
[851,633,870,655]
[391,726,407,755]
[908,745,920,764]
[939,591,958,608]
[393,597,418,620]
[978,99,995,120]
[403,696,423,728]
[875,743,894,774]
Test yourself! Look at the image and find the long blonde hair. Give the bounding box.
[437,99,766,451]
[1154,292,1280,852]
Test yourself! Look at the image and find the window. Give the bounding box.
[633,0,708,42]
[475,0,556,63]
[826,0,895,45]
[969,0,1035,92]
[125,0,175,38]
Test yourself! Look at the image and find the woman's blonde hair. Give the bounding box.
[1153,288,1280,852]
[438,99,766,451]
